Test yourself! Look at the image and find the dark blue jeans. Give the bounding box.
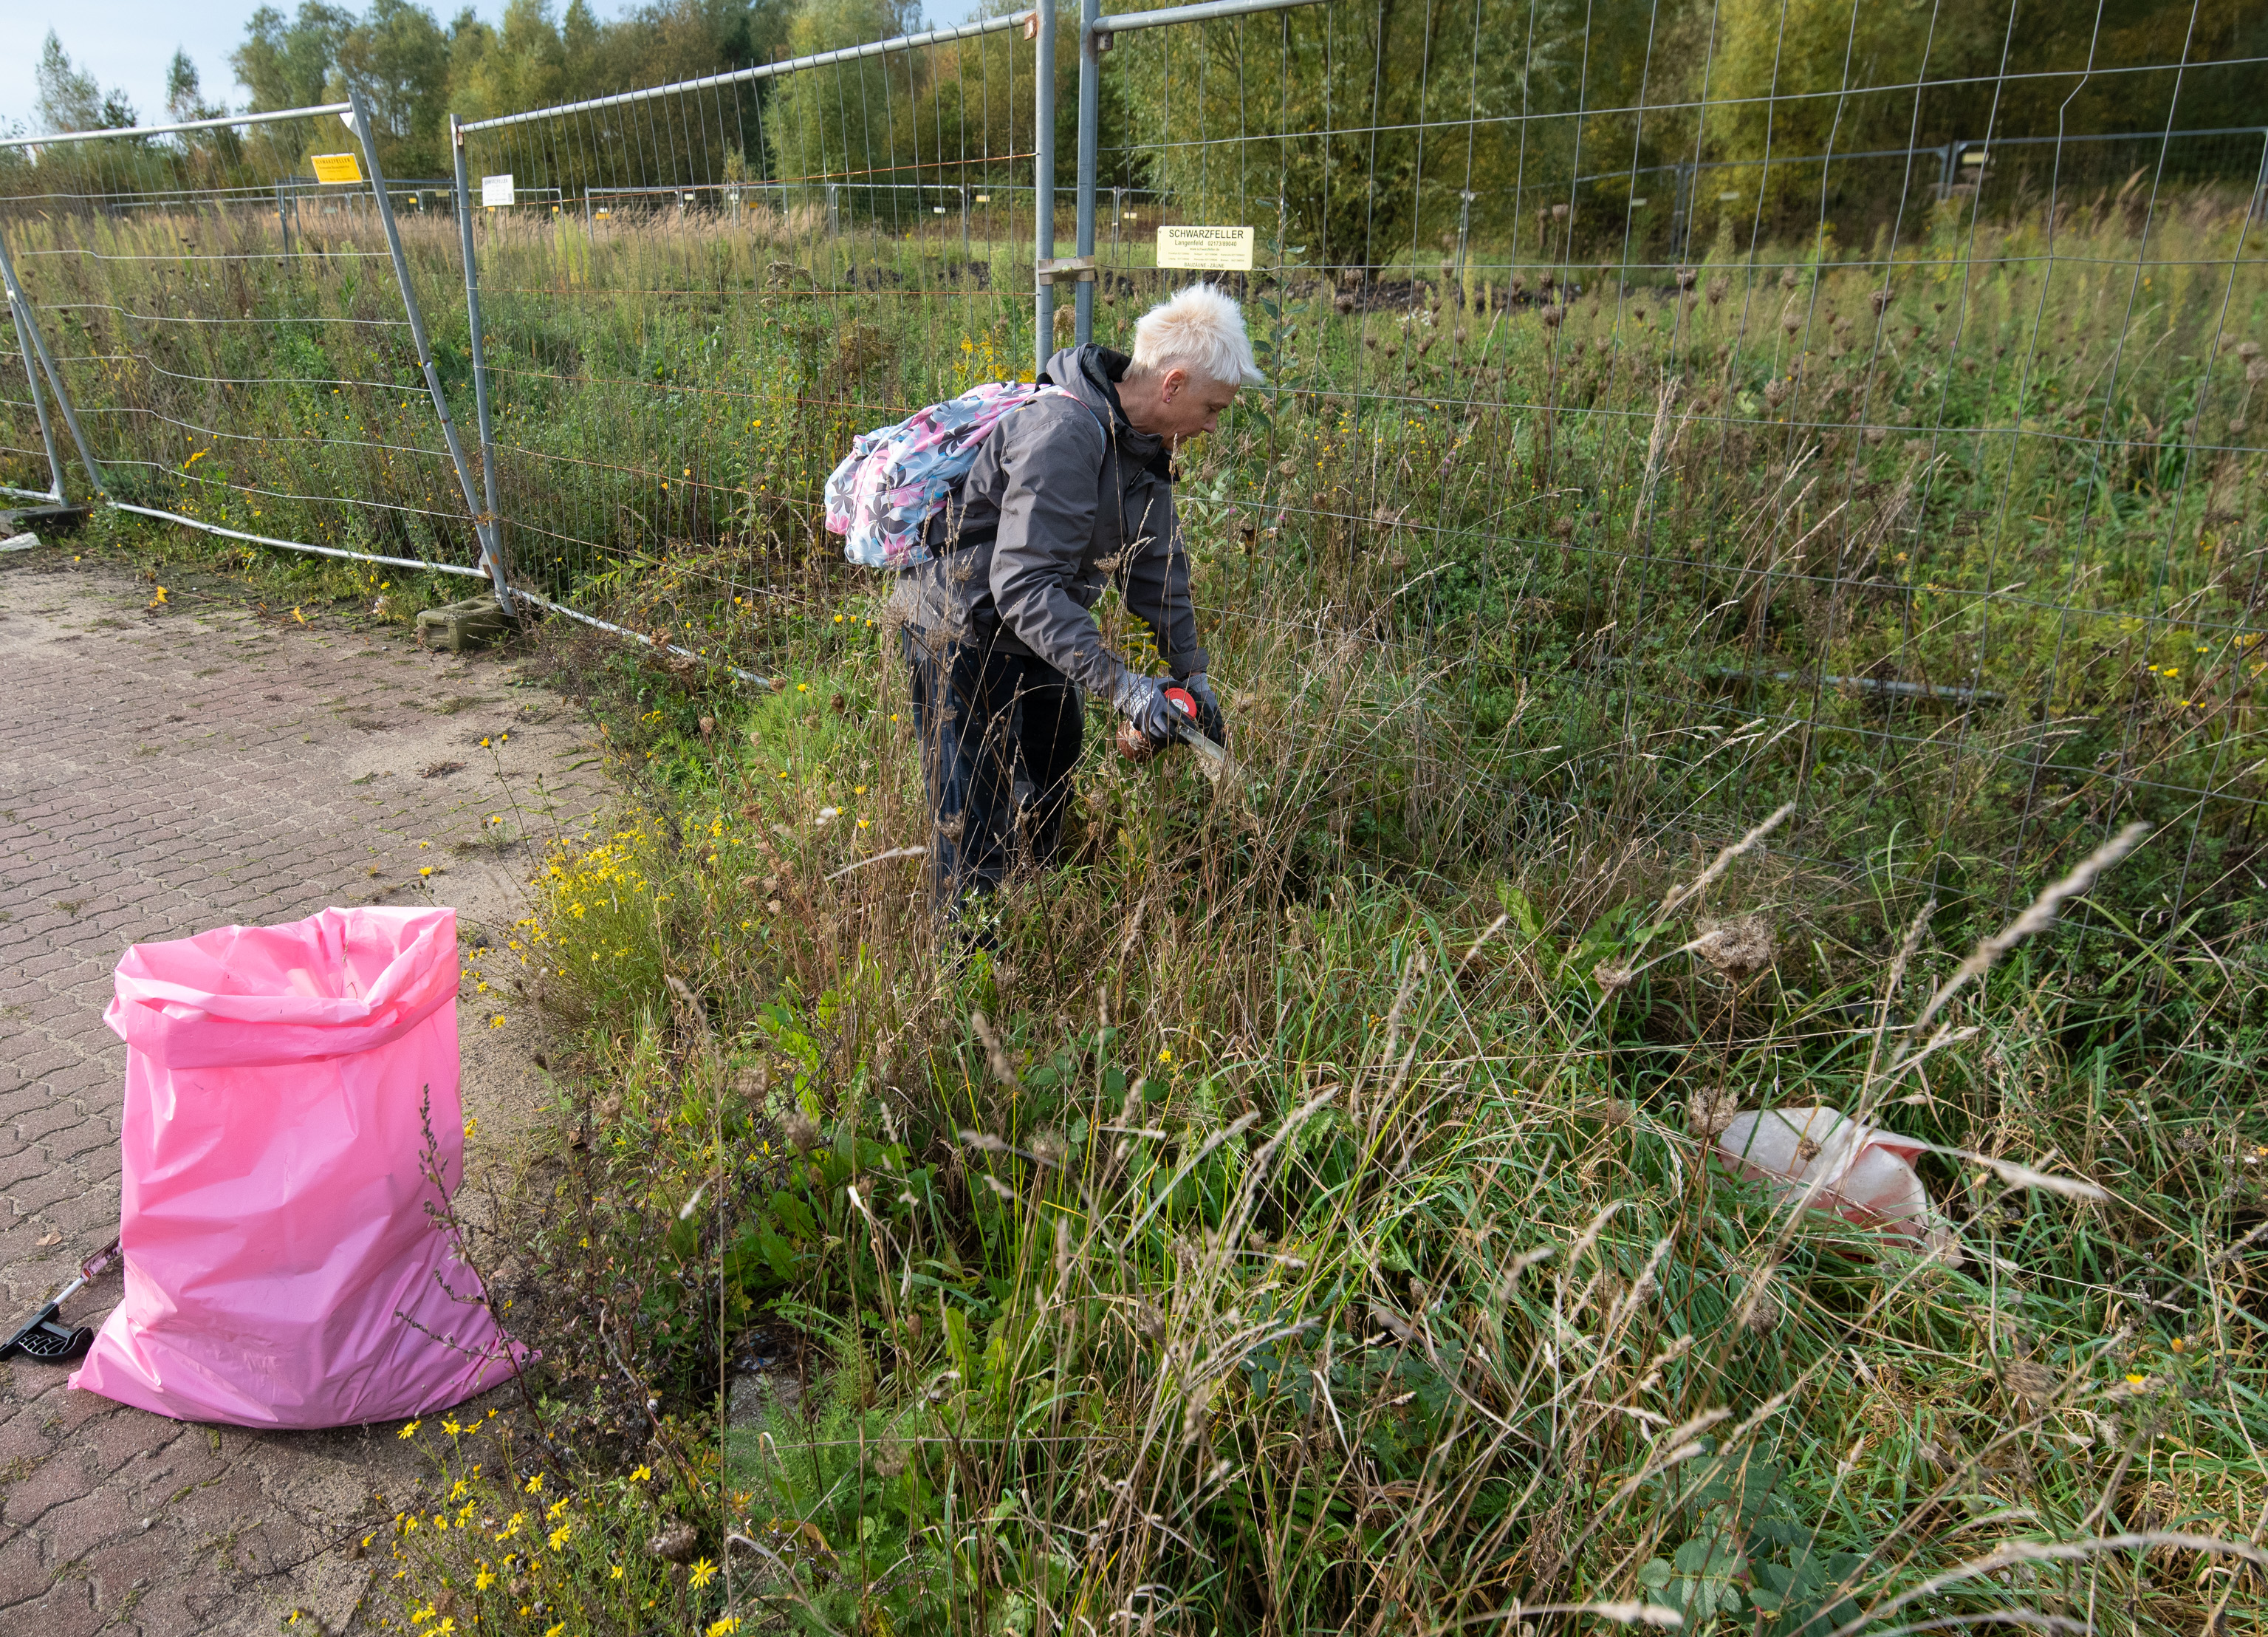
[902,627,1085,912]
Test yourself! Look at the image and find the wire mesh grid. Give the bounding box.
[1073,0,2268,935]
[1,284,64,505]
[0,110,497,584]
[454,12,1046,674]
[1,1,2263,946]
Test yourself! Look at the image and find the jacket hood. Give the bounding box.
[1041,344,1171,479]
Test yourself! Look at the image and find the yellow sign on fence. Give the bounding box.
[1155,225,1255,271]
[310,152,363,185]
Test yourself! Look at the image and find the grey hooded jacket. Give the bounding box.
[888,344,1208,694]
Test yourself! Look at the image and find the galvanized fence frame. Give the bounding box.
[448,8,1046,680]
[0,99,507,595]
[4,4,2264,947]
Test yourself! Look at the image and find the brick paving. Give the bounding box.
[0,555,613,1634]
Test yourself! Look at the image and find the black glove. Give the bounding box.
[1178,673,1224,742]
[1111,666,1176,748]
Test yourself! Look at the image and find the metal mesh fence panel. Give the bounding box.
[1080,0,2268,937]
[0,106,501,585]
[0,4,2260,951]
[1,270,65,505]
[454,12,1049,674]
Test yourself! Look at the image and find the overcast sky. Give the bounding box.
[1,0,989,137]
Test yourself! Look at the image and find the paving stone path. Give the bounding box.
[0,555,613,1634]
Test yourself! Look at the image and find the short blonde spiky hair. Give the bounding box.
[1130,282,1264,388]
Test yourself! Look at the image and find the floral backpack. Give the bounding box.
[823,381,1094,570]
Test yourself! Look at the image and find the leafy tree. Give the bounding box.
[1695,0,2005,236]
[1111,0,1606,279]
[165,51,245,171]
[338,0,455,173]
[448,0,575,119]
[164,52,229,124]
[233,4,358,113]
[35,31,137,133]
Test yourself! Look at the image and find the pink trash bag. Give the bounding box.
[71,906,522,1427]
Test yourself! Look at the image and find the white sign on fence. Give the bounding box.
[1155,225,1255,271]
[482,174,516,208]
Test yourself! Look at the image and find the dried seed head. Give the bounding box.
[1741,1279,1784,1331]
[1689,1084,1741,1138]
[2248,358,2268,385]
[1707,276,1728,306]
[2236,341,2261,360]
[781,1109,821,1155]
[1870,287,1893,315]
[1134,1300,1167,1340]
[1694,912,1775,978]
[1675,266,1698,291]
[1594,335,1612,353]
[1781,310,1803,336]
[1540,304,1566,328]
[1763,378,1792,407]
[2003,1359,2058,1402]
[649,1522,699,1562]
[1592,961,1635,994]
[1780,267,1800,289]
[970,1010,1018,1086]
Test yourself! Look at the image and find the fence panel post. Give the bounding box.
[1074,0,1102,344]
[351,92,513,612]
[1034,0,1058,372]
[0,226,106,498]
[4,278,66,505]
[450,114,507,606]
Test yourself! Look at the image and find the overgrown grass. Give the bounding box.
[14,184,2268,1636]
[10,189,2265,929]
[340,573,2268,1636]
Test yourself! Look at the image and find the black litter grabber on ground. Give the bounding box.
[1,1237,120,1363]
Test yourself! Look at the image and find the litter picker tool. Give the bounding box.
[1,1236,120,1363]
[1162,687,1231,785]
[1117,685,1233,785]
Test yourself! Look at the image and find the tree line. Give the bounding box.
[14,0,2261,256]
